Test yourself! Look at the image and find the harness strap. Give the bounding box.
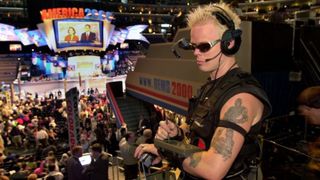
[218,120,247,137]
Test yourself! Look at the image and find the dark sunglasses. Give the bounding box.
[189,39,221,53]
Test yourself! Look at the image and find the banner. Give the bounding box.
[110,24,149,45]
[66,87,80,149]
[0,23,19,41]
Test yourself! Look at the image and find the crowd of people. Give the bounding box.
[0,83,165,180]
[0,88,139,179]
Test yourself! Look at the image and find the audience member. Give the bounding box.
[106,127,118,156]
[0,175,9,180]
[93,124,106,151]
[66,146,84,180]
[27,173,37,180]
[116,124,127,142]
[45,153,59,172]
[43,163,64,180]
[83,143,109,180]
[136,129,153,145]
[35,127,49,148]
[9,163,29,180]
[0,133,5,154]
[10,126,22,149]
[59,153,69,168]
[119,131,138,180]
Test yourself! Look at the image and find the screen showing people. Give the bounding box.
[54,19,103,48]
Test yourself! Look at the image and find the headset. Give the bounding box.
[174,5,242,57]
[211,5,242,56]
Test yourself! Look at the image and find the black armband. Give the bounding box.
[171,127,184,141]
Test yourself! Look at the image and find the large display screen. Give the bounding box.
[67,55,101,78]
[0,23,19,41]
[31,52,67,79]
[14,28,33,46]
[101,50,118,74]
[9,44,22,51]
[28,30,47,47]
[53,19,103,49]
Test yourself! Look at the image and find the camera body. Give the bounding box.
[154,139,202,158]
[139,153,155,168]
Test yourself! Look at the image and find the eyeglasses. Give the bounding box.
[189,39,221,53]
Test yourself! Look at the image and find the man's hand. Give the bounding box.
[155,120,179,140]
[134,144,162,165]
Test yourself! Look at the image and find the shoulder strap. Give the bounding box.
[205,68,252,112]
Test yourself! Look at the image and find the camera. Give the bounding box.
[139,153,155,168]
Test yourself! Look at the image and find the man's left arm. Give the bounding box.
[182,93,264,179]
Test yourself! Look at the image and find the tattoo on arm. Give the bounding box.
[211,98,249,161]
[189,152,203,168]
[211,129,234,161]
[224,98,249,124]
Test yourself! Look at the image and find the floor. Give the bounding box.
[108,165,125,180]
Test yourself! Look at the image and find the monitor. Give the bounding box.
[53,19,103,49]
[79,153,92,166]
[67,55,101,78]
[9,44,22,51]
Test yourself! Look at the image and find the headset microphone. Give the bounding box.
[172,48,181,58]
[171,38,184,59]
[171,38,192,59]
[205,51,222,62]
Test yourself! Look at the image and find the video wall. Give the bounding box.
[0,6,150,81]
[0,22,148,53]
[30,52,122,80]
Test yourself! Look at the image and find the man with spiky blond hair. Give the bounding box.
[135,3,271,180]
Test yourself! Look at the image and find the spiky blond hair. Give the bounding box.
[187,3,241,38]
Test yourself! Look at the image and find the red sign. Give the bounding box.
[40,8,114,21]
[40,7,85,20]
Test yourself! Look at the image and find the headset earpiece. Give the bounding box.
[224,40,230,47]
[211,8,242,56]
